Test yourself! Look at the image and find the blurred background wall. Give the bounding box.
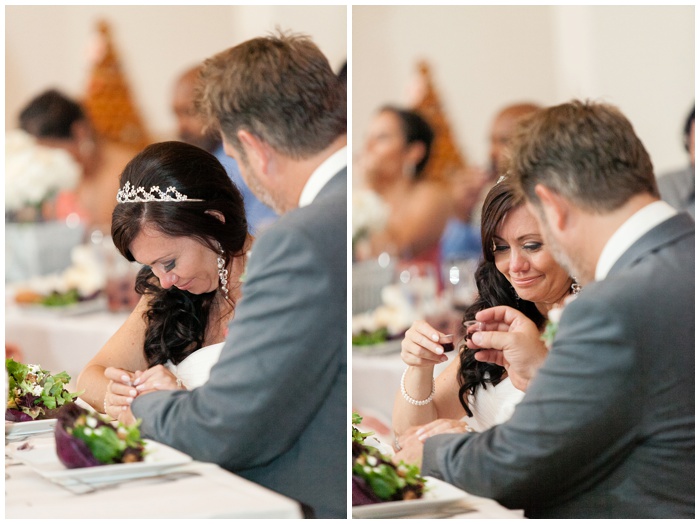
[353,5,694,178]
[6,5,347,140]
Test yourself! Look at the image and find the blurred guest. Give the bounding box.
[398,100,694,518]
[360,106,451,267]
[472,102,541,226]
[19,89,137,233]
[122,33,347,519]
[439,166,486,263]
[172,65,277,235]
[658,105,694,218]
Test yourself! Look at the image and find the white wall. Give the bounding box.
[6,5,347,140]
[353,5,694,176]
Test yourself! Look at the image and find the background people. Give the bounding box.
[18,89,137,233]
[359,106,452,267]
[658,105,694,218]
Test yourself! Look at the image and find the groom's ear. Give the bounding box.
[534,184,568,232]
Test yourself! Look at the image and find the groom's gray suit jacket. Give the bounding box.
[423,212,695,518]
[132,168,347,518]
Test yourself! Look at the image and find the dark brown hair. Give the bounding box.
[196,31,346,161]
[379,105,434,179]
[510,100,658,212]
[457,178,546,417]
[111,141,247,366]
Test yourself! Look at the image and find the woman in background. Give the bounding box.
[359,106,452,268]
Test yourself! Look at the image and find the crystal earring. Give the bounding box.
[571,277,581,295]
[217,243,229,301]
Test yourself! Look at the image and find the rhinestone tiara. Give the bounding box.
[116,182,204,204]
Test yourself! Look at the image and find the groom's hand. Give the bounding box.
[468,306,548,391]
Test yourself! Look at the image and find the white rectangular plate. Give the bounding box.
[352,476,472,518]
[7,437,192,483]
[5,418,57,436]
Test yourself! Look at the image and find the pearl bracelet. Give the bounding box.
[400,367,435,406]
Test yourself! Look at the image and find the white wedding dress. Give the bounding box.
[462,376,525,432]
[164,342,224,390]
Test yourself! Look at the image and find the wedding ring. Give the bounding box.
[393,434,402,452]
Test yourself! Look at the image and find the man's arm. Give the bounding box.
[422,294,642,510]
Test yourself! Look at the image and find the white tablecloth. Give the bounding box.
[5,304,128,389]
[5,434,302,519]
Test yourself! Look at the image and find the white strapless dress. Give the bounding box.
[462,376,525,432]
[164,343,224,390]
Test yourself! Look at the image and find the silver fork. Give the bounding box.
[53,470,202,495]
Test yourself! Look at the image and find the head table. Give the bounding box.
[5,432,302,519]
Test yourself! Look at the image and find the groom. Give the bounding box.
[398,101,694,518]
[128,33,347,518]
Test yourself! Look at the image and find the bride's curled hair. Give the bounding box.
[111,141,248,367]
[457,178,546,417]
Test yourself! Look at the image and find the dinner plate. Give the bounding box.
[7,437,192,484]
[18,296,108,317]
[352,338,403,355]
[352,476,472,518]
[5,418,57,437]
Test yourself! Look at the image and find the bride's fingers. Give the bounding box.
[104,367,135,386]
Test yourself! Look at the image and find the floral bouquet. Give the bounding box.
[5,129,81,221]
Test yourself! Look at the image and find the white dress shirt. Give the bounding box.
[298,146,347,208]
[595,200,678,281]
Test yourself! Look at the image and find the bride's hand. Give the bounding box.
[103,367,138,417]
[133,365,183,393]
[415,418,474,442]
[401,320,451,368]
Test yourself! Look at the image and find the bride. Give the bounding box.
[77,141,251,418]
[392,177,580,445]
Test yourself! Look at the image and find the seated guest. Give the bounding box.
[658,105,694,218]
[397,100,694,518]
[471,102,541,227]
[19,89,138,233]
[394,176,579,442]
[439,166,486,263]
[172,65,278,235]
[358,106,452,268]
[100,33,347,518]
[77,141,251,409]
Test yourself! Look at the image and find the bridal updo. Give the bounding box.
[111,141,247,366]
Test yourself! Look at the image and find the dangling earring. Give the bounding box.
[571,277,581,295]
[217,243,229,301]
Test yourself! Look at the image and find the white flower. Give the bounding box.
[5,129,81,212]
[352,189,389,241]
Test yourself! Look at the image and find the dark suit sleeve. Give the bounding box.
[422,292,643,509]
[131,218,344,470]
